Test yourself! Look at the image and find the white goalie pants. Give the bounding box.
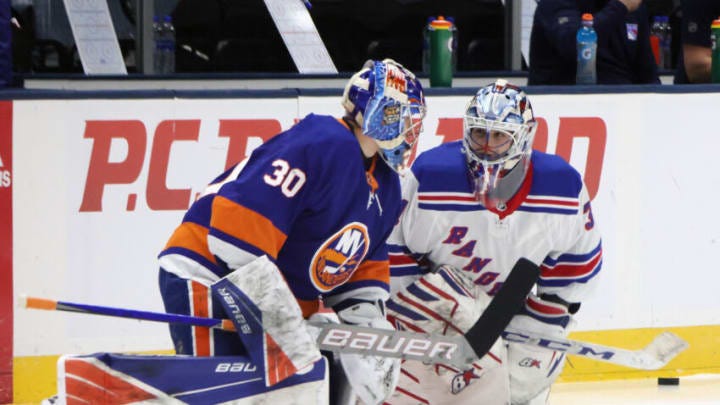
[385,356,510,405]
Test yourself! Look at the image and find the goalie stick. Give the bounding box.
[21,294,687,370]
[21,295,473,368]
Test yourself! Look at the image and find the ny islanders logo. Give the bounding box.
[310,222,370,291]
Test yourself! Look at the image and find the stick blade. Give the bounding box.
[639,331,688,369]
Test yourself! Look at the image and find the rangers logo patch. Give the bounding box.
[626,23,638,41]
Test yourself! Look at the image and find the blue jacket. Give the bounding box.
[528,0,659,85]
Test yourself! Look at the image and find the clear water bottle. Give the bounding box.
[659,16,672,70]
[650,16,663,67]
[651,16,672,69]
[576,13,597,85]
[160,15,176,74]
[152,15,163,74]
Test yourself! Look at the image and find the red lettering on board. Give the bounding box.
[555,117,606,201]
[80,120,146,212]
[219,119,281,170]
[147,120,201,211]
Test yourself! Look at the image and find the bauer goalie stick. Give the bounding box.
[20,294,687,370]
[20,294,474,368]
[19,259,687,370]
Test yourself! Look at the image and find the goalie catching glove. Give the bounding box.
[386,265,492,336]
[386,265,505,375]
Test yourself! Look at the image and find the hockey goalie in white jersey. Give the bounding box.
[385,80,602,405]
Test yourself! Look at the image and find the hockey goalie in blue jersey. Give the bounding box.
[385,80,602,405]
[158,59,426,404]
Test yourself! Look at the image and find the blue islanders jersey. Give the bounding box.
[160,114,401,322]
[388,141,602,328]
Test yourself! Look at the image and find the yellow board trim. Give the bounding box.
[560,325,720,382]
[12,325,720,403]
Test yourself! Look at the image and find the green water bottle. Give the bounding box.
[429,16,454,87]
[712,17,720,83]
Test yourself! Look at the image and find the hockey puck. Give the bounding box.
[657,377,680,386]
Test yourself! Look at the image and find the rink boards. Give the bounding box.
[2,87,720,402]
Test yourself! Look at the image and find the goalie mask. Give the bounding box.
[463,79,537,210]
[342,59,426,172]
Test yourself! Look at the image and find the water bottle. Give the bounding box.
[428,16,455,87]
[576,13,597,85]
[712,17,720,83]
[152,15,163,74]
[650,16,663,67]
[422,16,434,74]
[660,16,672,70]
[651,16,672,70]
[160,15,176,74]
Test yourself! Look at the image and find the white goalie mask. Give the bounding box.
[462,79,537,211]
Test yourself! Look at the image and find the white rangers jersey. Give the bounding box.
[388,141,602,328]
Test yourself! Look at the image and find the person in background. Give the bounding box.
[0,1,11,87]
[385,80,602,405]
[673,0,720,83]
[528,0,660,84]
[158,59,426,403]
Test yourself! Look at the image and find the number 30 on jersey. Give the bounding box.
[263,159,307,198]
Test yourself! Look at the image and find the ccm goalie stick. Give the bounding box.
[20,294,687,370]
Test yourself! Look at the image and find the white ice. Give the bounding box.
[550,374,720,405]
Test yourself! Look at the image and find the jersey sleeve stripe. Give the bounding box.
[542,243,602,266]
[389,253,418,266]
[526,295,568,315]
[347,259,390,285]
[210,196,287,260]
[162,222,217,265]
[159,248,219,278]
[540,246,602,279]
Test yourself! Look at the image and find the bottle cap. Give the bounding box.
[431,16,453,29]
[582,13,593,21]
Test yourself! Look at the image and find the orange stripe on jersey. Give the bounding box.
[190,281,211,356]
[210,196,287,260]
[298,298,320,319]
[164,222,217,265]
[347,259,390,285]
